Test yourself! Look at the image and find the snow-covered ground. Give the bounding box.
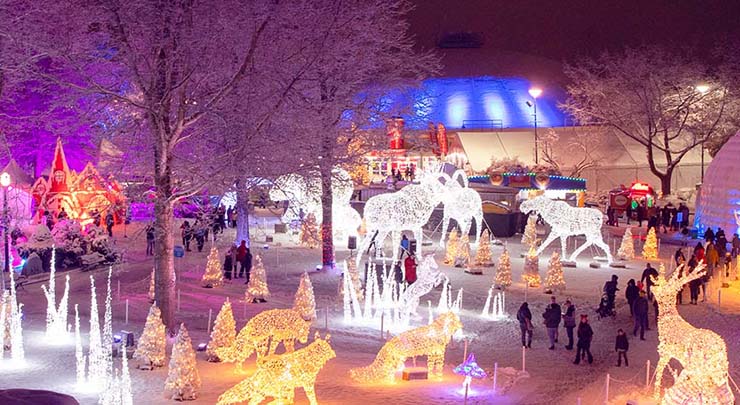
[2,211,739,405]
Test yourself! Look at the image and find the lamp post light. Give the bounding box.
[527,87,543,165]
[0,172,10,292]
[695,84,710,183]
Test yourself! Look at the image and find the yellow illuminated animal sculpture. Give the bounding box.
[216,308,310,368]
[349,312,462,383]
[217,333,335,405]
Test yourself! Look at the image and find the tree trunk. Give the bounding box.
[320,168,334,269]
[659,171,673,196]
[153,171,176,334]
[236,188,251,246]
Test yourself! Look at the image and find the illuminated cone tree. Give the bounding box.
[493,249,512,290]
[543,252,566,293]
[299,214,320,248]
[474,229,494,267]
[206,299,236,362]
[617,227,635,260]
[444,229,460,265]
[293,272,316,321]
[245,255,270,303]
[642,227,659,260]
[163,324,201,401]
[454,234,471,268]
[522,247,541,287]
[134,303,167,368]
[521,215,538,251]
[201,246,224,288]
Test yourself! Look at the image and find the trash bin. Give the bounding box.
[174,245,185,258]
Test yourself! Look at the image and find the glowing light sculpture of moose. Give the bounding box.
[651,262,734,404]
[356,167,449,267]
[270,167,361,241]
[439,169,483,247]
[519,196,613,263]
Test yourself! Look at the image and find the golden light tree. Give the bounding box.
[299,214,320,249]
[521,215,539,250]
[444,228,460,265]
[201,246,224,288]
[147,269,155,303]
[522,247,541,287]
[642,227,659,260]
[651,263,734,404]
[206,299,236,362]
[454,234,471,267]
[474,229,494,267]
[133,303,167,368]
[493,248,512,289]
[349,312,463,383]
[245,255,270,303]
[293,272,316,321]
[617,227,635,260]
[543,251,566,293]
[163,323,201,401]
[217,333,335,405]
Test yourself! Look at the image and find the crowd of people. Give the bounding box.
[606,200,691,232]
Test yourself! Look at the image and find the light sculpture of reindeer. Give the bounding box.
[439,169,484,247]
[519,196,613,263]
[651,262,734,405]
[356,168,448,267]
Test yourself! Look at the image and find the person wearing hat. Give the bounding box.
[632,290,649,340]
[573,314,594,365]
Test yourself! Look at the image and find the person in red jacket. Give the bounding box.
[404,254,417,284]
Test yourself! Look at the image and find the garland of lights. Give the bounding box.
[520,196,613,263]
[207,299,236,362]
[201,246,224,288]
[440,169,483,246]
[216,308,310,367]
[356,167,449,267]
[164,323,201,400]
[643,227,658,260]
[217,334,335,405]
[349,312,463,383]
[652,263,734,404]
[543,252,566,293]
[617,227,636,260]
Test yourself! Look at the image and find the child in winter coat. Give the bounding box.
[573,314,594,365]
[615,329,629,367]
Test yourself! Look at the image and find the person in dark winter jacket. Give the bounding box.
[625,279,639,316]
[223,252,233,280]
[543,296,562,350]
[573,314,594,364]
[603,275,619,310]
[517,302,533,348]
[641,263,659,301]
[615,329,629,367]
[632,291,649,340]
[562,300,576,350]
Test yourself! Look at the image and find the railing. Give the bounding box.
[461,119,503,129]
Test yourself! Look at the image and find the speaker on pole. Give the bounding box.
[409,239,417,255]
[348,236,357,250]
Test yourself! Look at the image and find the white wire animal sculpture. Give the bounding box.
[356,166,448,267]
[439,169,483,246]
[270,167,360,241]
[398,255,445,318]
[651,262,734,404]
[519,196,613,263]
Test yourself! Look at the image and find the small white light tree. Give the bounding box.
[474,229,494,267]
[245,255,270,303]
[133,303,167,368]
[544,252,566,293]
[444,229,460,265]
[293,272,316,321]
[493,249,512,290]
[163,324,201,401]
[617,227,635,260]
[201,246,223,288]
[521,215,538,251]
[206,299,236,362]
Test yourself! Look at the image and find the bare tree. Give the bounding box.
[540,127,603,178]
[562,46,739,194]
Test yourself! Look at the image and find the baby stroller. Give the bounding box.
[596,293,616,319]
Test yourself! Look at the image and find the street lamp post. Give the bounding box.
[0,172,10,292]
[695,84,710,184]
[527,87,543,165]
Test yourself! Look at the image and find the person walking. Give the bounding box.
[562,299,576,350]
[732,234,740,258]
[145,222,155,256]
[615,329,629,367]
[105,211,115,237]
[242,248,253,284]
[637,201,646,227]
[704,227,715,244]
[543,296,561,350]
[223,251,233,280]
[632,291,649,340]
[228,243,238,278]
[236,240,247,278]
[517,302,533,349]
[603,274,619,311]
[688,256,701,304]
[640,263,659,301]
[400,234,410,260]
[403,253,417,284]
[181,221,193,252]
[625,279,639,316]
[573,314,593,365]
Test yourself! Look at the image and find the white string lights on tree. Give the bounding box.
[474,229,494,267]
[293,272,316,321]
[519,196,613,263]
[651,263,734,404]
[543,252,566,293]
[617,227,635,260]
[522,247,541,288]
[356,166,449,267]
[439,169,483,246]
[493,248,512,289]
